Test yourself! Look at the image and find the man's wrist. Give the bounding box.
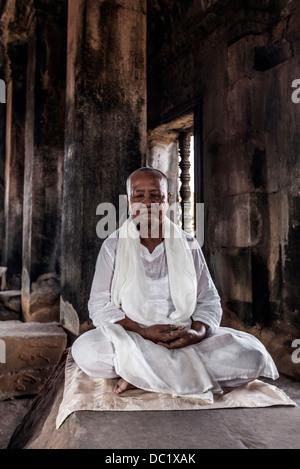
[138,326,147,339]
[191,320,208,331]
[116,316,144,336]
[191,321,208,340]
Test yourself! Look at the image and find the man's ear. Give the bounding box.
[125,195,129,208]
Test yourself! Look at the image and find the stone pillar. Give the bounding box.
[22,1,67,322]
[3,42,27,289]
[0,88,6,266]
[61,0,147,334]
[179,132,193,234]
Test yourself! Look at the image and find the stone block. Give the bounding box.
[0,367,54,401]
[0,290,21,313]
[0,303,20,321]
[0,321,67,400]
[22,273,60,323]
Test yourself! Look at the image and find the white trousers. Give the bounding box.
[71,326,278,388]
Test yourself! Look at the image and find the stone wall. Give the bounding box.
[0,0,147,333]
[147,0,300,377]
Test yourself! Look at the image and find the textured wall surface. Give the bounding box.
[147,0,300,377]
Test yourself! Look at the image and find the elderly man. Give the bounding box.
[72,167,278,401]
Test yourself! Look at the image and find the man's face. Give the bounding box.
[127,171,171,233]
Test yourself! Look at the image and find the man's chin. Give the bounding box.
[137,215,162,233]
[139,212,160,222]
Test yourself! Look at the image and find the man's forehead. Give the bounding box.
[129,172,166,188]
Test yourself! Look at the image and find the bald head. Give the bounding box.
[126,167,169,197]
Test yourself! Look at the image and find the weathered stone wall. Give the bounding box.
[147,0,300,377]
[0,0,146,334]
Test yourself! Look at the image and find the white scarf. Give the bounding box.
[111,216,197,326]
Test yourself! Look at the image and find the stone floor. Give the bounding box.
[1,373,300,450]
[0,396,35,449]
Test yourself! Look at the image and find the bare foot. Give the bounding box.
[114,378,136,395]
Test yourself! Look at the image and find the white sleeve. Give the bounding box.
[88,236,125,327]
[190,238,222,331]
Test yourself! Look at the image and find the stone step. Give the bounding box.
[0,320,67,400]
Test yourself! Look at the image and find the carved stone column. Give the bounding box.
[178,132,193,234]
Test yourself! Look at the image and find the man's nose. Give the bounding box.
[143,195,152,207]
[140,193,154,207]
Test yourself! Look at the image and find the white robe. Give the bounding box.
[72,226,278,402]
